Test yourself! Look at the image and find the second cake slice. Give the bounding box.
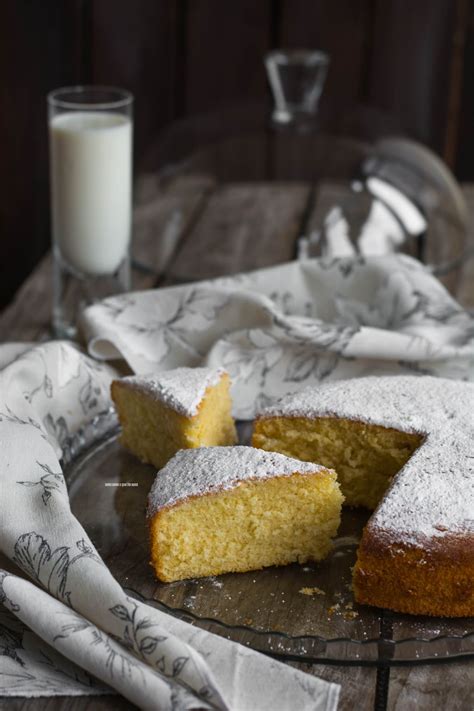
[111,366,237,469]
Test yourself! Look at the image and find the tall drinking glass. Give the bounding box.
[48,86,133,338]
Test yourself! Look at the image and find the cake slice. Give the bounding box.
[147,446,343,582]
[111,367,237,469]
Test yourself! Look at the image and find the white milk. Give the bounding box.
[50,111,132,275]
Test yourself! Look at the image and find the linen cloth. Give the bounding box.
[82,255,474,417]
[0,341,340,709]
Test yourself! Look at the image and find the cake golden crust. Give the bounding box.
[252,375,474,617]
[353,533,474,617]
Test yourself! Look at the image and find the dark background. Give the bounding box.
[0,0,473,310]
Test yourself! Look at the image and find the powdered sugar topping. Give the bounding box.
[369,434,474,545]
[120,366,226,417]
[147,446,330,516]
[259,375,472,436]
[259,375,474,545]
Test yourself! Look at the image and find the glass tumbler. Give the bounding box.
[48,86,133,338]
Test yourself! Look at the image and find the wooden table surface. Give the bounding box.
[1,178,473,711]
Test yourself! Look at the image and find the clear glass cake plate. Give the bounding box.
[66,416,474,666]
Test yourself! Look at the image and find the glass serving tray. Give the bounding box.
[66,418,474,666]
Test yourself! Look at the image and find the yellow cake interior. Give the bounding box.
[150,470,343,582]
[112,373,237,469]
[252,417,422,509]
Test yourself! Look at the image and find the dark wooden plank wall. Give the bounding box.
[184,1,272,115]
[368,0,456,150]
[91,0,179,161]
[278,0,372,118]
[0,0,84,309]
[0,0,469,310]
[455,0,474,179]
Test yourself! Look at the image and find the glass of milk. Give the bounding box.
[48,86,133,338]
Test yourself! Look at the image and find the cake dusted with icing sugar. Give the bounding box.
[111,367,237,469]
[252,376,474,616]
[147,446,343,582]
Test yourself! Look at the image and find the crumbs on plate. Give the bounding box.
[299,586,325,597]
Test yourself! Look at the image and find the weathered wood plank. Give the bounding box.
[388,661,474,711]
[167,183,311,282]
[133,174,215,280]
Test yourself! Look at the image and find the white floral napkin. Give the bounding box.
[82,255,474,418]
[0,342,340,709]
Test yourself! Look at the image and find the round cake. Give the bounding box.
[252,375,474,617]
